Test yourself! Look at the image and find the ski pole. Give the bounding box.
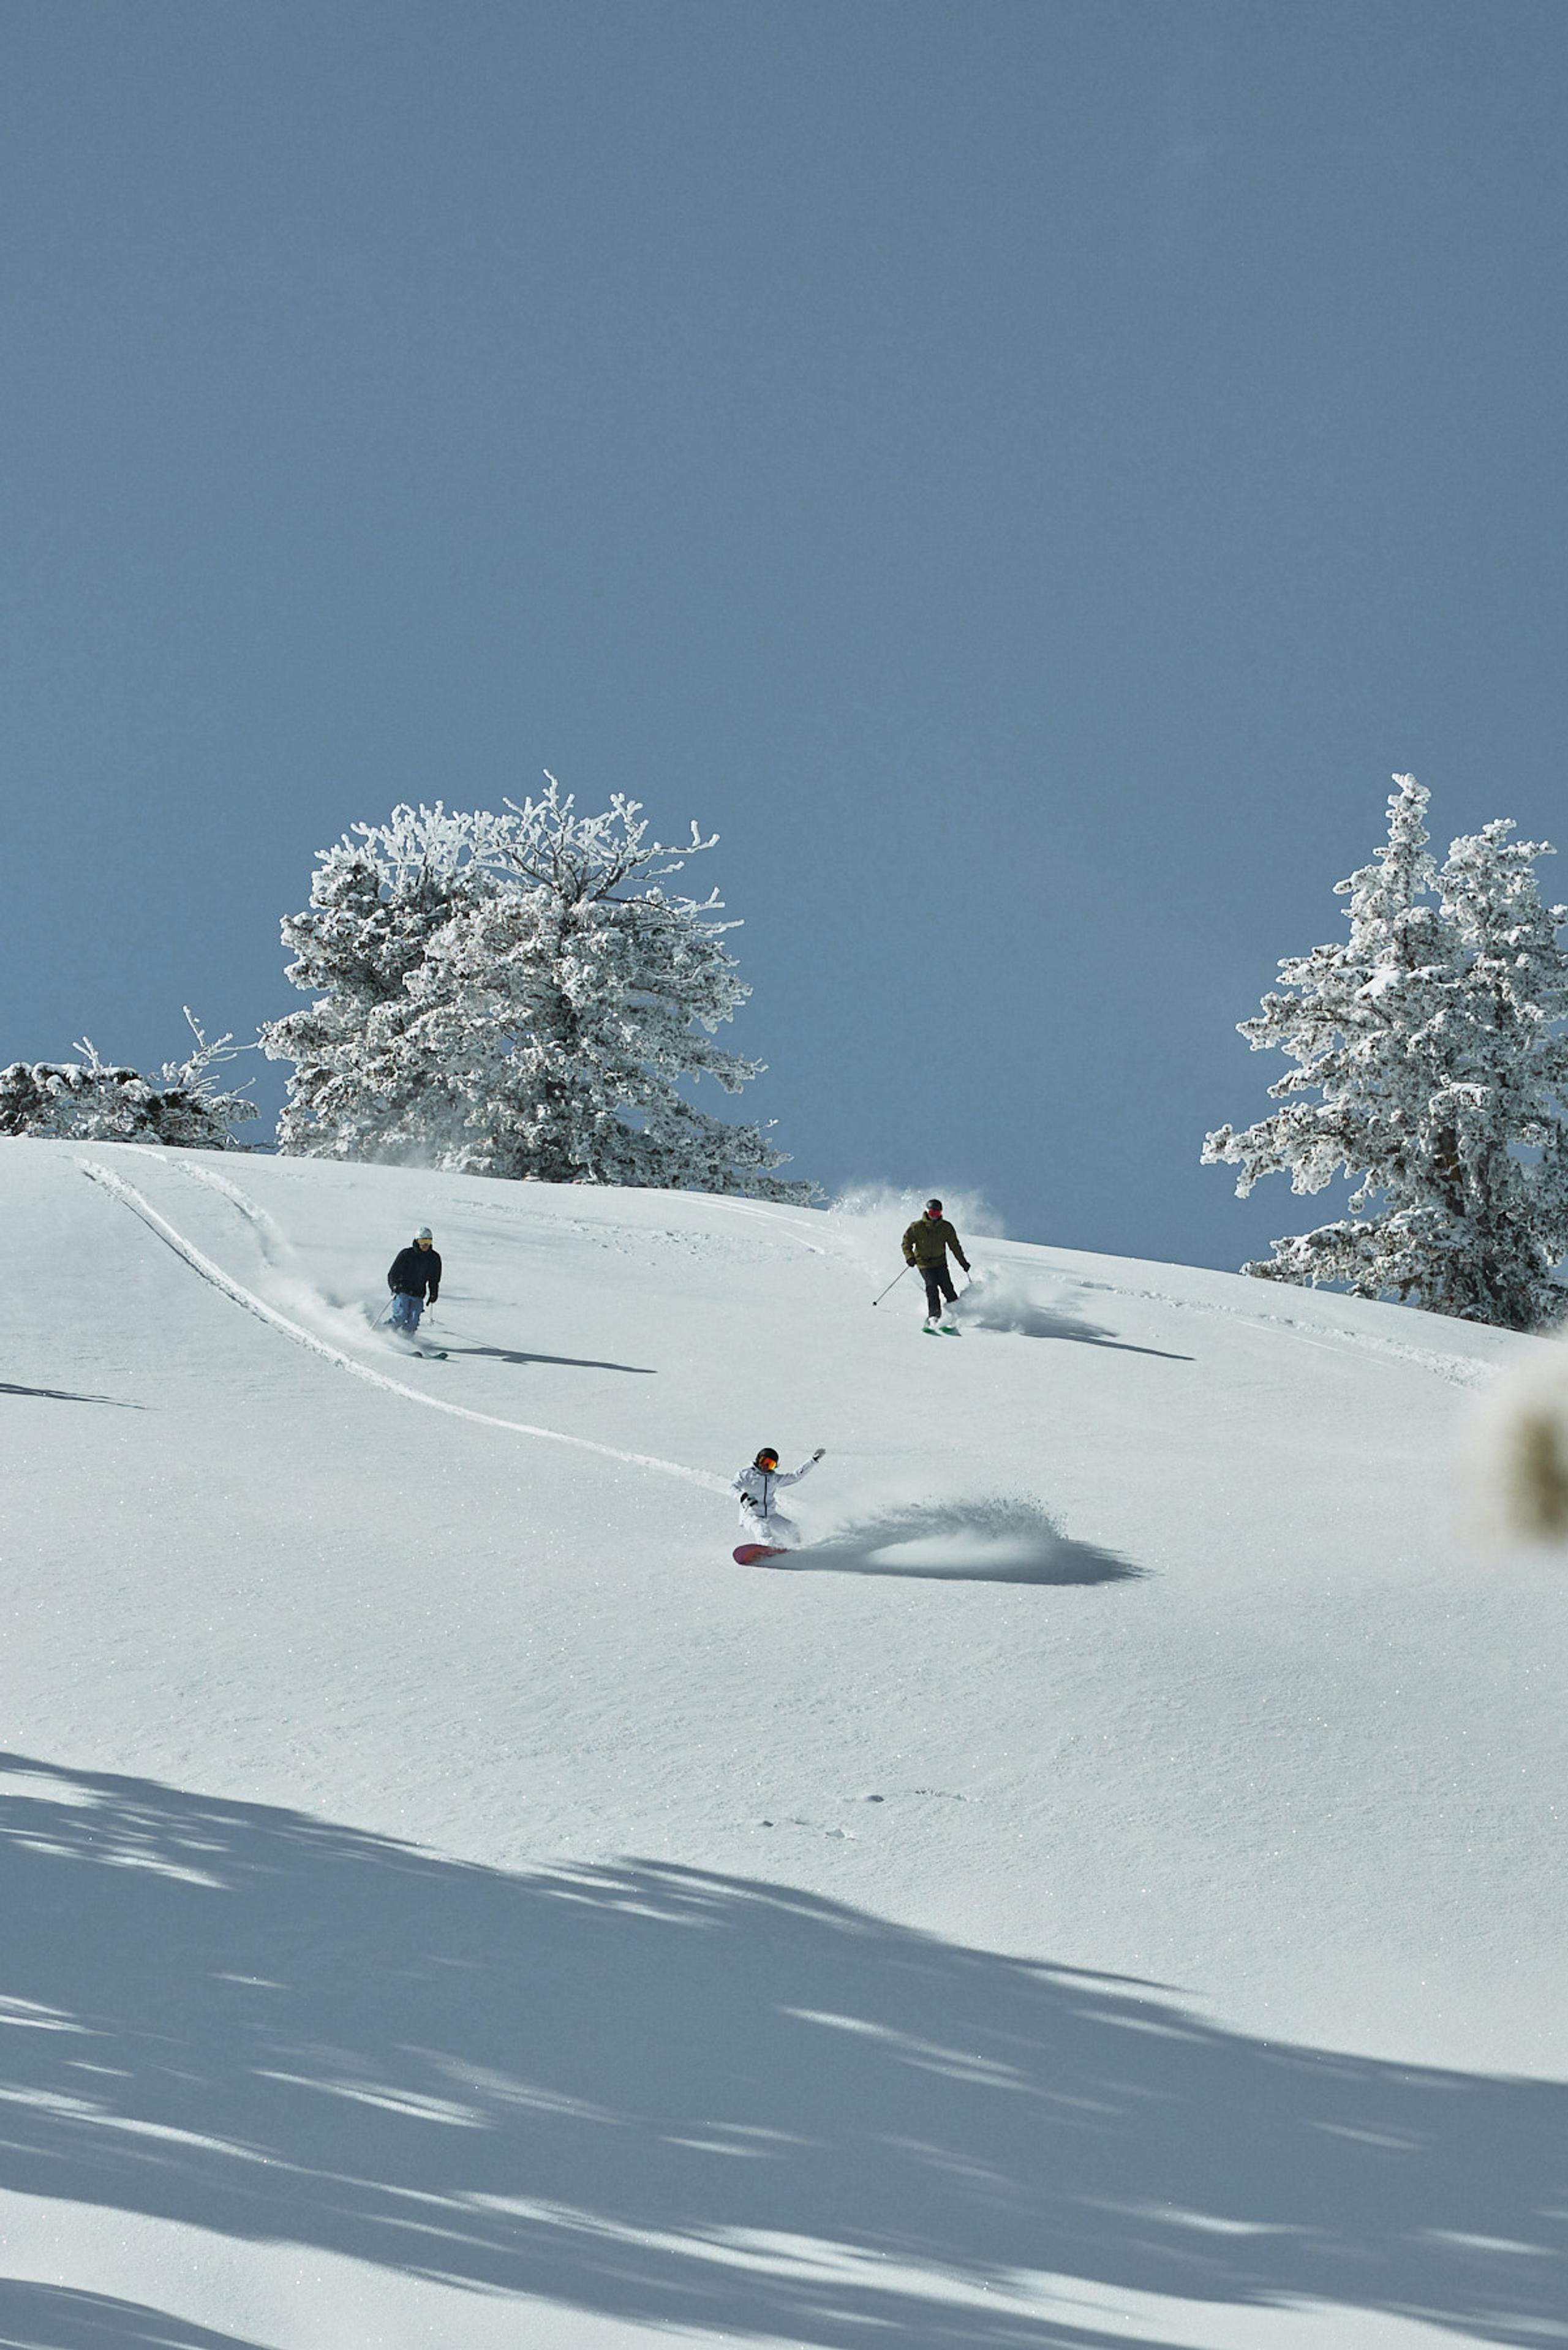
[371,1298,393,1330]
[872,1266,911,1307]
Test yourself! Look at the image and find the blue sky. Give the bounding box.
[2,1,1564,1268]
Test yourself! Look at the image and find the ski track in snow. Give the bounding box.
[76,1160,728,1494]
[175,1156,293,1267]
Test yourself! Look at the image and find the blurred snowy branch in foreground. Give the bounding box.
[1464,1344,1568,1548]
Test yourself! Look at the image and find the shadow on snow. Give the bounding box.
[0,1383,144,1409]
[444,1344,656,1375]
[0,2282,263,2349]
[964,1305,1191,1362]
[956,1281,1191,1361]
[0,1754,1562,2350]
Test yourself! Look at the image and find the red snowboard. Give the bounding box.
[734,1542,789,1565]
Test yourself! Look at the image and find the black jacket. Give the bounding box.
[388,1243,442,1301]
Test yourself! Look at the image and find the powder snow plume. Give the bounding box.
[826,1181,1007,1286]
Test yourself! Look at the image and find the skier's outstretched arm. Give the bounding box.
[777,1449,826,1488]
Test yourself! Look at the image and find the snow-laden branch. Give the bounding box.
[1,1012,258,1150]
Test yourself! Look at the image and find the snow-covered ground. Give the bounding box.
[3,1137,1564,2350]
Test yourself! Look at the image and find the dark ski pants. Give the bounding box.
[918,1260,957,1317]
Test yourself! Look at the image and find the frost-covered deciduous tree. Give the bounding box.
[0,1014,258,1149]
[262,803,493,1163]
[263,781,812,1199]
[1203,776,1568,1330]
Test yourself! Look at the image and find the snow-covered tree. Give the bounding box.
[263,780,813,1200]
[0,1014,258,1150]
[262,803,494,1162]
[1203,776,1568,1330]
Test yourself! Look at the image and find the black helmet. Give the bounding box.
[925,1197,943,1213]
[755,1447,779,1467]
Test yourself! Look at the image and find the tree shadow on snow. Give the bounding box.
[0,1382,144,1408]
[0,1754,1562,2350]
[784,1499,1144,1586]
[0,2282,264,2349]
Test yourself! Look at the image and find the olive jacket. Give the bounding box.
[902,1216,970,1272]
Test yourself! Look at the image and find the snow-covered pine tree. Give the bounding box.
[1429,815,1568,1322]
[1202,776,1568,1330]
[263,781,812,1200]
[0,1014,258,1149]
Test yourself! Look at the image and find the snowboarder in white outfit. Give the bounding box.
[731,1445,825,1551]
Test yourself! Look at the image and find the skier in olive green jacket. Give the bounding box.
[902,1198,971,1333]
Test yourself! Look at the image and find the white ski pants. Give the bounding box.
[737,1505,801,1548]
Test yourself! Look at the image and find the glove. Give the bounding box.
[812,1448,826,1462]
[741,1494,758,1510]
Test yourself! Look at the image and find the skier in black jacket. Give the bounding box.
[387,1227,442,1335]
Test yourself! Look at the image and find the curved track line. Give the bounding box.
[175,1158,293,1267]
[77,1160,727,1494]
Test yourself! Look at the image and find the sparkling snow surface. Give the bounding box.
[3,1139,1565,2350]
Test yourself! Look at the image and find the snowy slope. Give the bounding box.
[2,1137,1565,2350]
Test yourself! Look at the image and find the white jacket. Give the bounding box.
[731,1457,816,1523]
